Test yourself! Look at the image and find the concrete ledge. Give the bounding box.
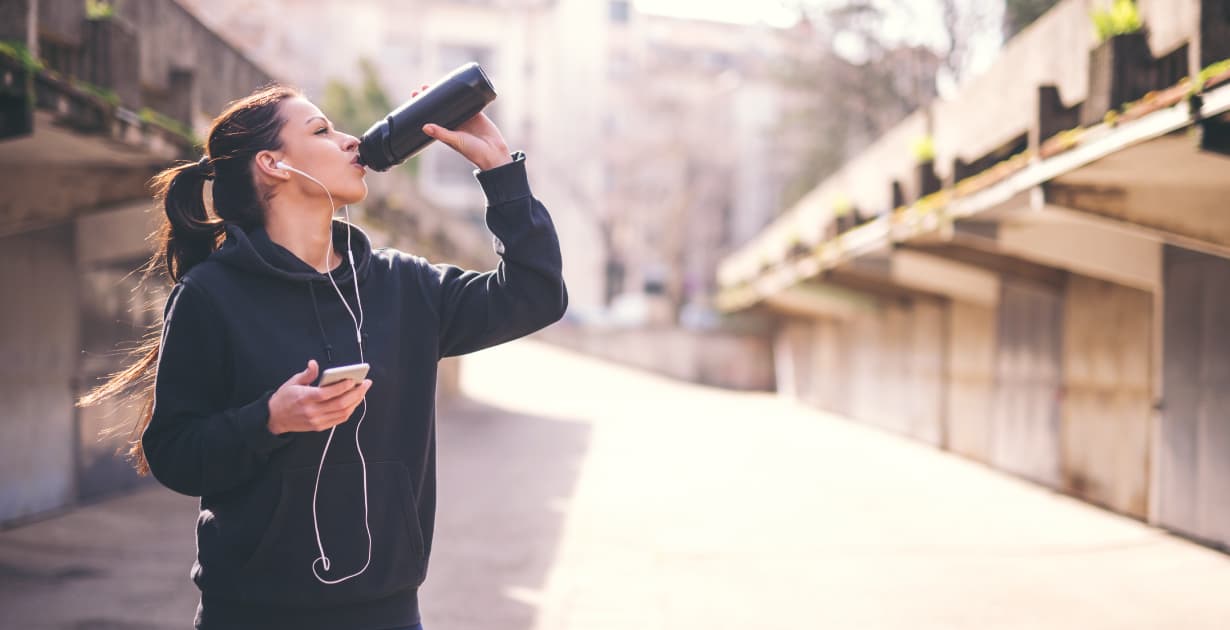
[534,326,775,391]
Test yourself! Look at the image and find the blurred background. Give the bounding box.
[3,0,1230,628]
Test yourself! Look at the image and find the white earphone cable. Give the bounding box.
[278,160,372,585]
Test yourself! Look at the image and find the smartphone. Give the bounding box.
[317,362,370,387]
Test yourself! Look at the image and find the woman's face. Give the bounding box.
[272,96,368,206]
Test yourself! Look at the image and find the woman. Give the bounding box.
[78,84,567,629]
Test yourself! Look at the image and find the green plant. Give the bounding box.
[1091,0,1142,43]
[72,79,120,107]
[0,40,45,72]
[1193,58,1230,94]
[139,106,197,145]
[85,0,115,20]
[0,40,41,115]
[910,135,936,163]
[832,195,853,217]
[1047,127,1085,151]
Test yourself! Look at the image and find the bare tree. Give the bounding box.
[775,1,943,206]
[775,0,1008,206]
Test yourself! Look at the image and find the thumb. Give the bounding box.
[289,359,319,386]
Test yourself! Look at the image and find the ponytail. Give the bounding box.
[77,158,222,475]
[78,83,302,475]
[152,157,225,282]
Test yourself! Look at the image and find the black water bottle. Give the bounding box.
[357,62,498,172]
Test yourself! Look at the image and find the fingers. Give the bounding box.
[319,380,371,415]
[422,124,465,154]
[310,380,371,430]
[270,369,372,434]
[315,405,362,430]
[314,378,360,402]
[288,360,319,386]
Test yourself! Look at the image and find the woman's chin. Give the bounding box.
[338,185,368,206]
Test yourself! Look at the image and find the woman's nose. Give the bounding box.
[341,133,359,152]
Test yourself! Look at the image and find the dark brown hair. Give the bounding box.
[77,84,302,474]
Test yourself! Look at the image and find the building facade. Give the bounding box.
[719,0,1230,550]
[0,0,274,525]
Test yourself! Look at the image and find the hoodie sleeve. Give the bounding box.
[426,153,569,358]
[142,279,291,497]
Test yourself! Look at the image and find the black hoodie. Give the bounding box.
[142,154,567,630]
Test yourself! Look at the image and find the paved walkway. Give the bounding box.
[3,339,1230,629]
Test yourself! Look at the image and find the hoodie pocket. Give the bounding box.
[224,461,426,607]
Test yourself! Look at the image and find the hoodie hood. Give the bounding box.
[214,219,375,285]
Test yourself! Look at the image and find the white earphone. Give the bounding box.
[278,158,372,586]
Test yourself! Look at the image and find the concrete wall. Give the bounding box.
[114,0,273,118]
[74,201,164,500]
[771,273,1153,511]
[1158,245,1230,547]
[36,0,86,46]
[775,320,812,400]
[0,0,34,43]
[845,298,947,446]
[541,325,775,391]
[808,317,853,416]
[944,301,997,463]
[1060,275,1152,518]
[0,224,78,524]
[990,279,1065,488]
[773,273,1154,520]
[773,294,947,447]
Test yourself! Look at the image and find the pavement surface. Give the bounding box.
[3,339,1230,629]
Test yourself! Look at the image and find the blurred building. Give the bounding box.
[0,0,272,525]
[718,0,1230,550]
[599,11,798,325]
[176,0,609,310]
[177,0,814,325]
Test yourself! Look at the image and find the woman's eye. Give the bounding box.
[315,127,328,135]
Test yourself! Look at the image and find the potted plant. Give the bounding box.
[833,195,856,234]
[0,41,39,139]
[1081,0,1151,126]
[911,135,941,200]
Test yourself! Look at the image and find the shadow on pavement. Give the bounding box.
[0,393,589,630]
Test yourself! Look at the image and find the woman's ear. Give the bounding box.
[253,150,289,181]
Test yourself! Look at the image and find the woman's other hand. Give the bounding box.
[412,83,513,171]
[267,360,372,435]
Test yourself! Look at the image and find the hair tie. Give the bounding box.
[197,155,215,180]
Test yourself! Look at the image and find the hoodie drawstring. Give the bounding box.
[307,283,335,364]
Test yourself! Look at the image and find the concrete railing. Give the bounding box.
[2,0,274,137]
[536,325,776,392]
[718,111,927,288]
[721,0,1213,293]
[117,0,273,118]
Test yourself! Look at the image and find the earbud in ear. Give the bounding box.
[275,160,289,171]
